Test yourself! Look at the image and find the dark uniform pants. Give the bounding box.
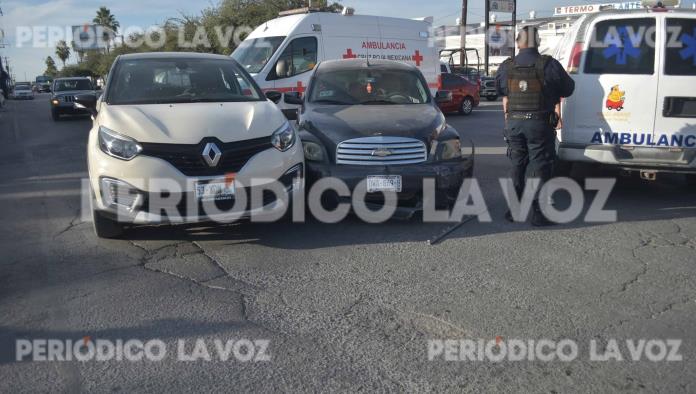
[505,118,557,200]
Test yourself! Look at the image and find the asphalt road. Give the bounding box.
[1,95,695,392]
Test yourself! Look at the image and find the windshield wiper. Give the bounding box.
[359,100,401,105]
[311,99,353,105]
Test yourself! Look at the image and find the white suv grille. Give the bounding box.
[336,136,427,166]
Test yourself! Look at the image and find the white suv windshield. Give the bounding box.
[107,58,263,105]
[232,36,285,74]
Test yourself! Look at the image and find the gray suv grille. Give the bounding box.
[336,136,427,166]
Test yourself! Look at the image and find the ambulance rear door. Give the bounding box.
[567,15,660,147]
[654,15,696,152]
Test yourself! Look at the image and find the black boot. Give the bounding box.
[531,201,556,227]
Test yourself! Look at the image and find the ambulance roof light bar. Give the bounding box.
[278,6,355,17]
[278,7,319,17]
[640,0,680,7]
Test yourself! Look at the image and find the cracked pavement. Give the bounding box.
[1,96,696,392]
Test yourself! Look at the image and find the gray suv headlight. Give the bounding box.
[271,122,296,152]
[303,141,325,162]
[432,139,462,161]
[98,126,142,161]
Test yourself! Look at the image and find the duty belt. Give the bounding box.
[509,112,549,120]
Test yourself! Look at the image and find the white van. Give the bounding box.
[232,9,440,106]
[554,7,696,179]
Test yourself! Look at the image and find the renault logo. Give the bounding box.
[371,148,393,158]
[202,143,222,167]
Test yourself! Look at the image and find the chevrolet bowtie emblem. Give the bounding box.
[371,148,393,158]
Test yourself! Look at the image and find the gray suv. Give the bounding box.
[50,77,97,121]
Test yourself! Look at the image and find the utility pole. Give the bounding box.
[511,0,517,60]
[460,0,468,67]
[484,0,490,76]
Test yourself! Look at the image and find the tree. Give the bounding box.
[94,6,120,53]
[71,41,85,63]
[44,57,58,77]
[55,41,71,68]
[93,6,120,33]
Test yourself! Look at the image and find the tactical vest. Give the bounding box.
[506,55,550,113]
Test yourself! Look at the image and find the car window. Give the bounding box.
[309,68,430,105]
[107,58,263,105]
[232,36,286,74]
[442,74,462,90]
[665,18,696,76]
[440,64,448,73]
[584,18,656,75]
[269,37,318,80]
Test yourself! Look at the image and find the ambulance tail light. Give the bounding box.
[568,42,583,74]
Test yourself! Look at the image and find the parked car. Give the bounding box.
[50,77,97,121]
[11,83,34,100]
[553,7,696,180]
[480,76,498,101]
[437,73,480,115]
[35,76,52,93]
[279,59,474,216]
[80,52,304,238]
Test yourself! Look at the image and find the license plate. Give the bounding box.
[367,175,402,193]
[195,180,235,201]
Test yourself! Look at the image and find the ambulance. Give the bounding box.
[232,8,440,107]
[554,1,696,180]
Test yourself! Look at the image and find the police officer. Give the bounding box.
[495,26,575,226]
[0,59,9,100]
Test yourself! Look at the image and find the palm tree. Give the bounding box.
[55,41,71,68]
[93,6,120,32]
[93,7,120,53]
[45,57,58,77]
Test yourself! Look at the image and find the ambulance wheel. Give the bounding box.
[459,97,474,116]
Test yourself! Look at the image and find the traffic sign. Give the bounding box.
[489,0,515,13]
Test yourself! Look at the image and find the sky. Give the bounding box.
[0,0,634,80]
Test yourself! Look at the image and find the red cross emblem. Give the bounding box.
[412,50,424,67]
[343,49,357,59]
[295,81,305,94]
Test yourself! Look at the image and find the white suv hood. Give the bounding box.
[98,100,287,144]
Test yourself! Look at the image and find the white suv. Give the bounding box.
[79,53,304,238]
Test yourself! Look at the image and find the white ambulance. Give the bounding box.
[554,3,696,180]
[232,9,440,106]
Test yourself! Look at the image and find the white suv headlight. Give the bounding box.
[271,122,296,152]
[98,126,142,161]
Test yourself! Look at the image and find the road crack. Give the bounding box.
[53,209,83,239]
[126,240,261,322]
